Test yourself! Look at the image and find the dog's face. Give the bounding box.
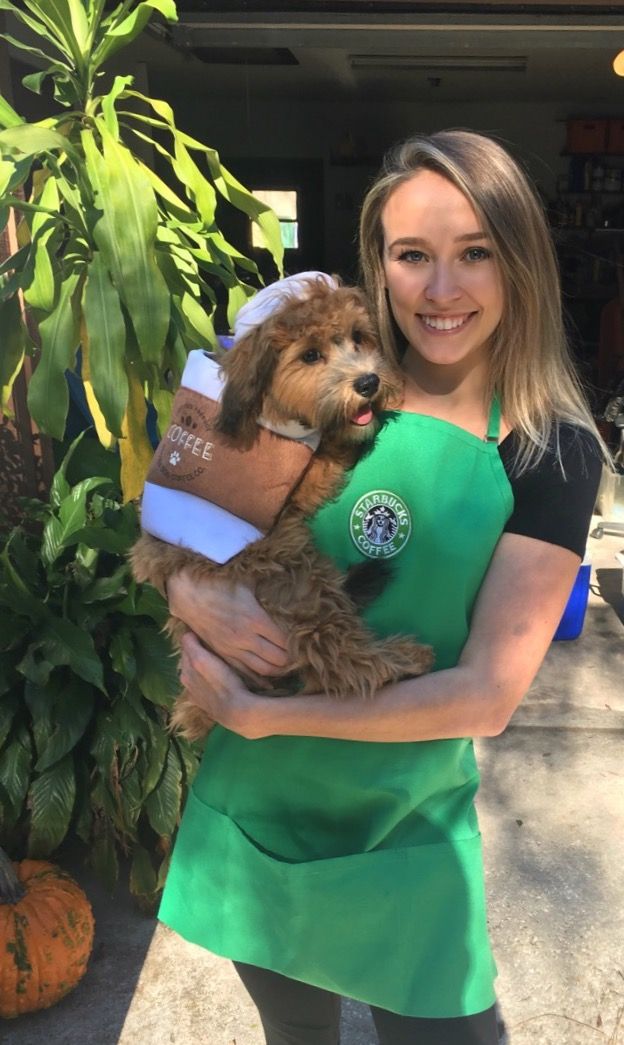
[218,282,403,448]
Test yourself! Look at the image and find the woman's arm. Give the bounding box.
[178,533,582,741]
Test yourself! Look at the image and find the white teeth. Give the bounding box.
[421,314,469,331]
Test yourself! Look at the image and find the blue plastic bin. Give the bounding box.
[553,561,591,641]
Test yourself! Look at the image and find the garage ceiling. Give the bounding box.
[135,0,624,105]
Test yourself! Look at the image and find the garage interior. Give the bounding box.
[3,0,624,430]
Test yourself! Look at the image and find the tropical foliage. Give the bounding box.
[0,0,283,499]
[0,435,197,904]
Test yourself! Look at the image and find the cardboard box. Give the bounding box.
[566,118,608,154]
[606,119,624,155]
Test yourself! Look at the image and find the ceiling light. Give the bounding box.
[614,50,624,76]
[349,55,527,72]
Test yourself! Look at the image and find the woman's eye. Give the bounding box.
[464,247,492,262]
[301,348,322,364]
[398,249,427,263]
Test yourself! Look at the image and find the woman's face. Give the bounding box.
[381,170,504,374]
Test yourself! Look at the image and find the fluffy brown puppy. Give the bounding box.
[131,278,433,739]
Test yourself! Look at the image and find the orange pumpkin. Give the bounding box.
[0,848,95,1018]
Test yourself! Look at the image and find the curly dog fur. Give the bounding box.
[131,280,433,740]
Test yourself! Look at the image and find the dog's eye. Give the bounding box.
[301,348,322,364]
[352,329,363,345]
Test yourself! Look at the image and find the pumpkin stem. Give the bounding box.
[0,846,26,904]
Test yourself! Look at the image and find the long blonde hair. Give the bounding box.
[359,129,606,471]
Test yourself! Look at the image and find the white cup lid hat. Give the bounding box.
[233,271,338,343]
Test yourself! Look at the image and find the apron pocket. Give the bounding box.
[158,789,496,1018]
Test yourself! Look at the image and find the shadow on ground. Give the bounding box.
[595,566,624,624]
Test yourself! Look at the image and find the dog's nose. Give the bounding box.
[353,373,380,398]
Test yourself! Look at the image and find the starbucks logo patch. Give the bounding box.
[349,490,411,559]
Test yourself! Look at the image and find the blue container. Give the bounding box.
[553,561,591,641]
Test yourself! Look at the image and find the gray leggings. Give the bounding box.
[234,962,502,1045]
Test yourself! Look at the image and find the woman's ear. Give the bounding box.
[216,327,278,446]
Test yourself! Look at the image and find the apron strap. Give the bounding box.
[484,395,501,443]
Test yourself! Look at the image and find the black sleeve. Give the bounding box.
[498,424,603,558]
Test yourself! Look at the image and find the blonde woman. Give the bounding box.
[159,131,604,1044]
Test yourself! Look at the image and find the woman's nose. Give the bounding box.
[424,264,461,302]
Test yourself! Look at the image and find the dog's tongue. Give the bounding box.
[351,404,374,426]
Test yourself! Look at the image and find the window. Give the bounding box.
[252,189,299,250]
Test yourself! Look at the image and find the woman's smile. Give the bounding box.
[418,312,476,333]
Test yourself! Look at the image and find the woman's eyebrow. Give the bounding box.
[386,232,489,249]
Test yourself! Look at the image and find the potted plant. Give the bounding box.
[0,434,197,904]
[0,0,283,500]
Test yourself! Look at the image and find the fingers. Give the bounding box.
[181,632,226,677]
[254,612,290,654]
[250,634,290,671]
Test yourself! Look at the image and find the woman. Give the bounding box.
[158,130,604,1045]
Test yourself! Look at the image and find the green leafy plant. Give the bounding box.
[0,434,198,904]
[0,0,283,499]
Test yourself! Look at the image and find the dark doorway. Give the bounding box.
[219,157,325,286]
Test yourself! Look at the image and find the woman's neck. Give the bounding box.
[399,349,504,440]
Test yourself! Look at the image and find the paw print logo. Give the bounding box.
[169,450,181,466]
[182,414,197,430]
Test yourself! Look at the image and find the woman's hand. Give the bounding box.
[179,633,266,739]
[167,569,290,677]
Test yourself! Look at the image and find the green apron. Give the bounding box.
[158,403,514,1018]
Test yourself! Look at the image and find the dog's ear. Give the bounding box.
[216,326,279,445]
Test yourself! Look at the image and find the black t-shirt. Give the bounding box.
[497,424,603,558]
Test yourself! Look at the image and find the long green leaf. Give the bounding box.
[178,290,216,348]
[81,563,128,604]
[227,282,255,330]
[27,269,81,438]
[0,95,24,130]
[0,124,80,165]
[22,0,83,67]
[0,727,32,814]
[133,625,179,707]
[17,641,56,687]
[0,158,16,195]
[171,137,216,225]
[134,154,194,218]
[28,752,76,856]
[23,176,60,311]
[82,251,129,436]
[101,74,133,139]
[125,92,282,273]
[0,539,47,622]
[35,678,95,772]
[55,172,89,237]
[140,718,168,798]
[0,0,67,60]
[82,124,169,362]
[22,67,73,100]
[1,33,70,71]
[66,0,90,53]
[91,0,176,69]
[42,475,110,565]
[144,742,181,835]
[42,616,106,691]
[0,692,20,750]
[0,294,27,412]
[49,427,85,506]
[109,627,135,680]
